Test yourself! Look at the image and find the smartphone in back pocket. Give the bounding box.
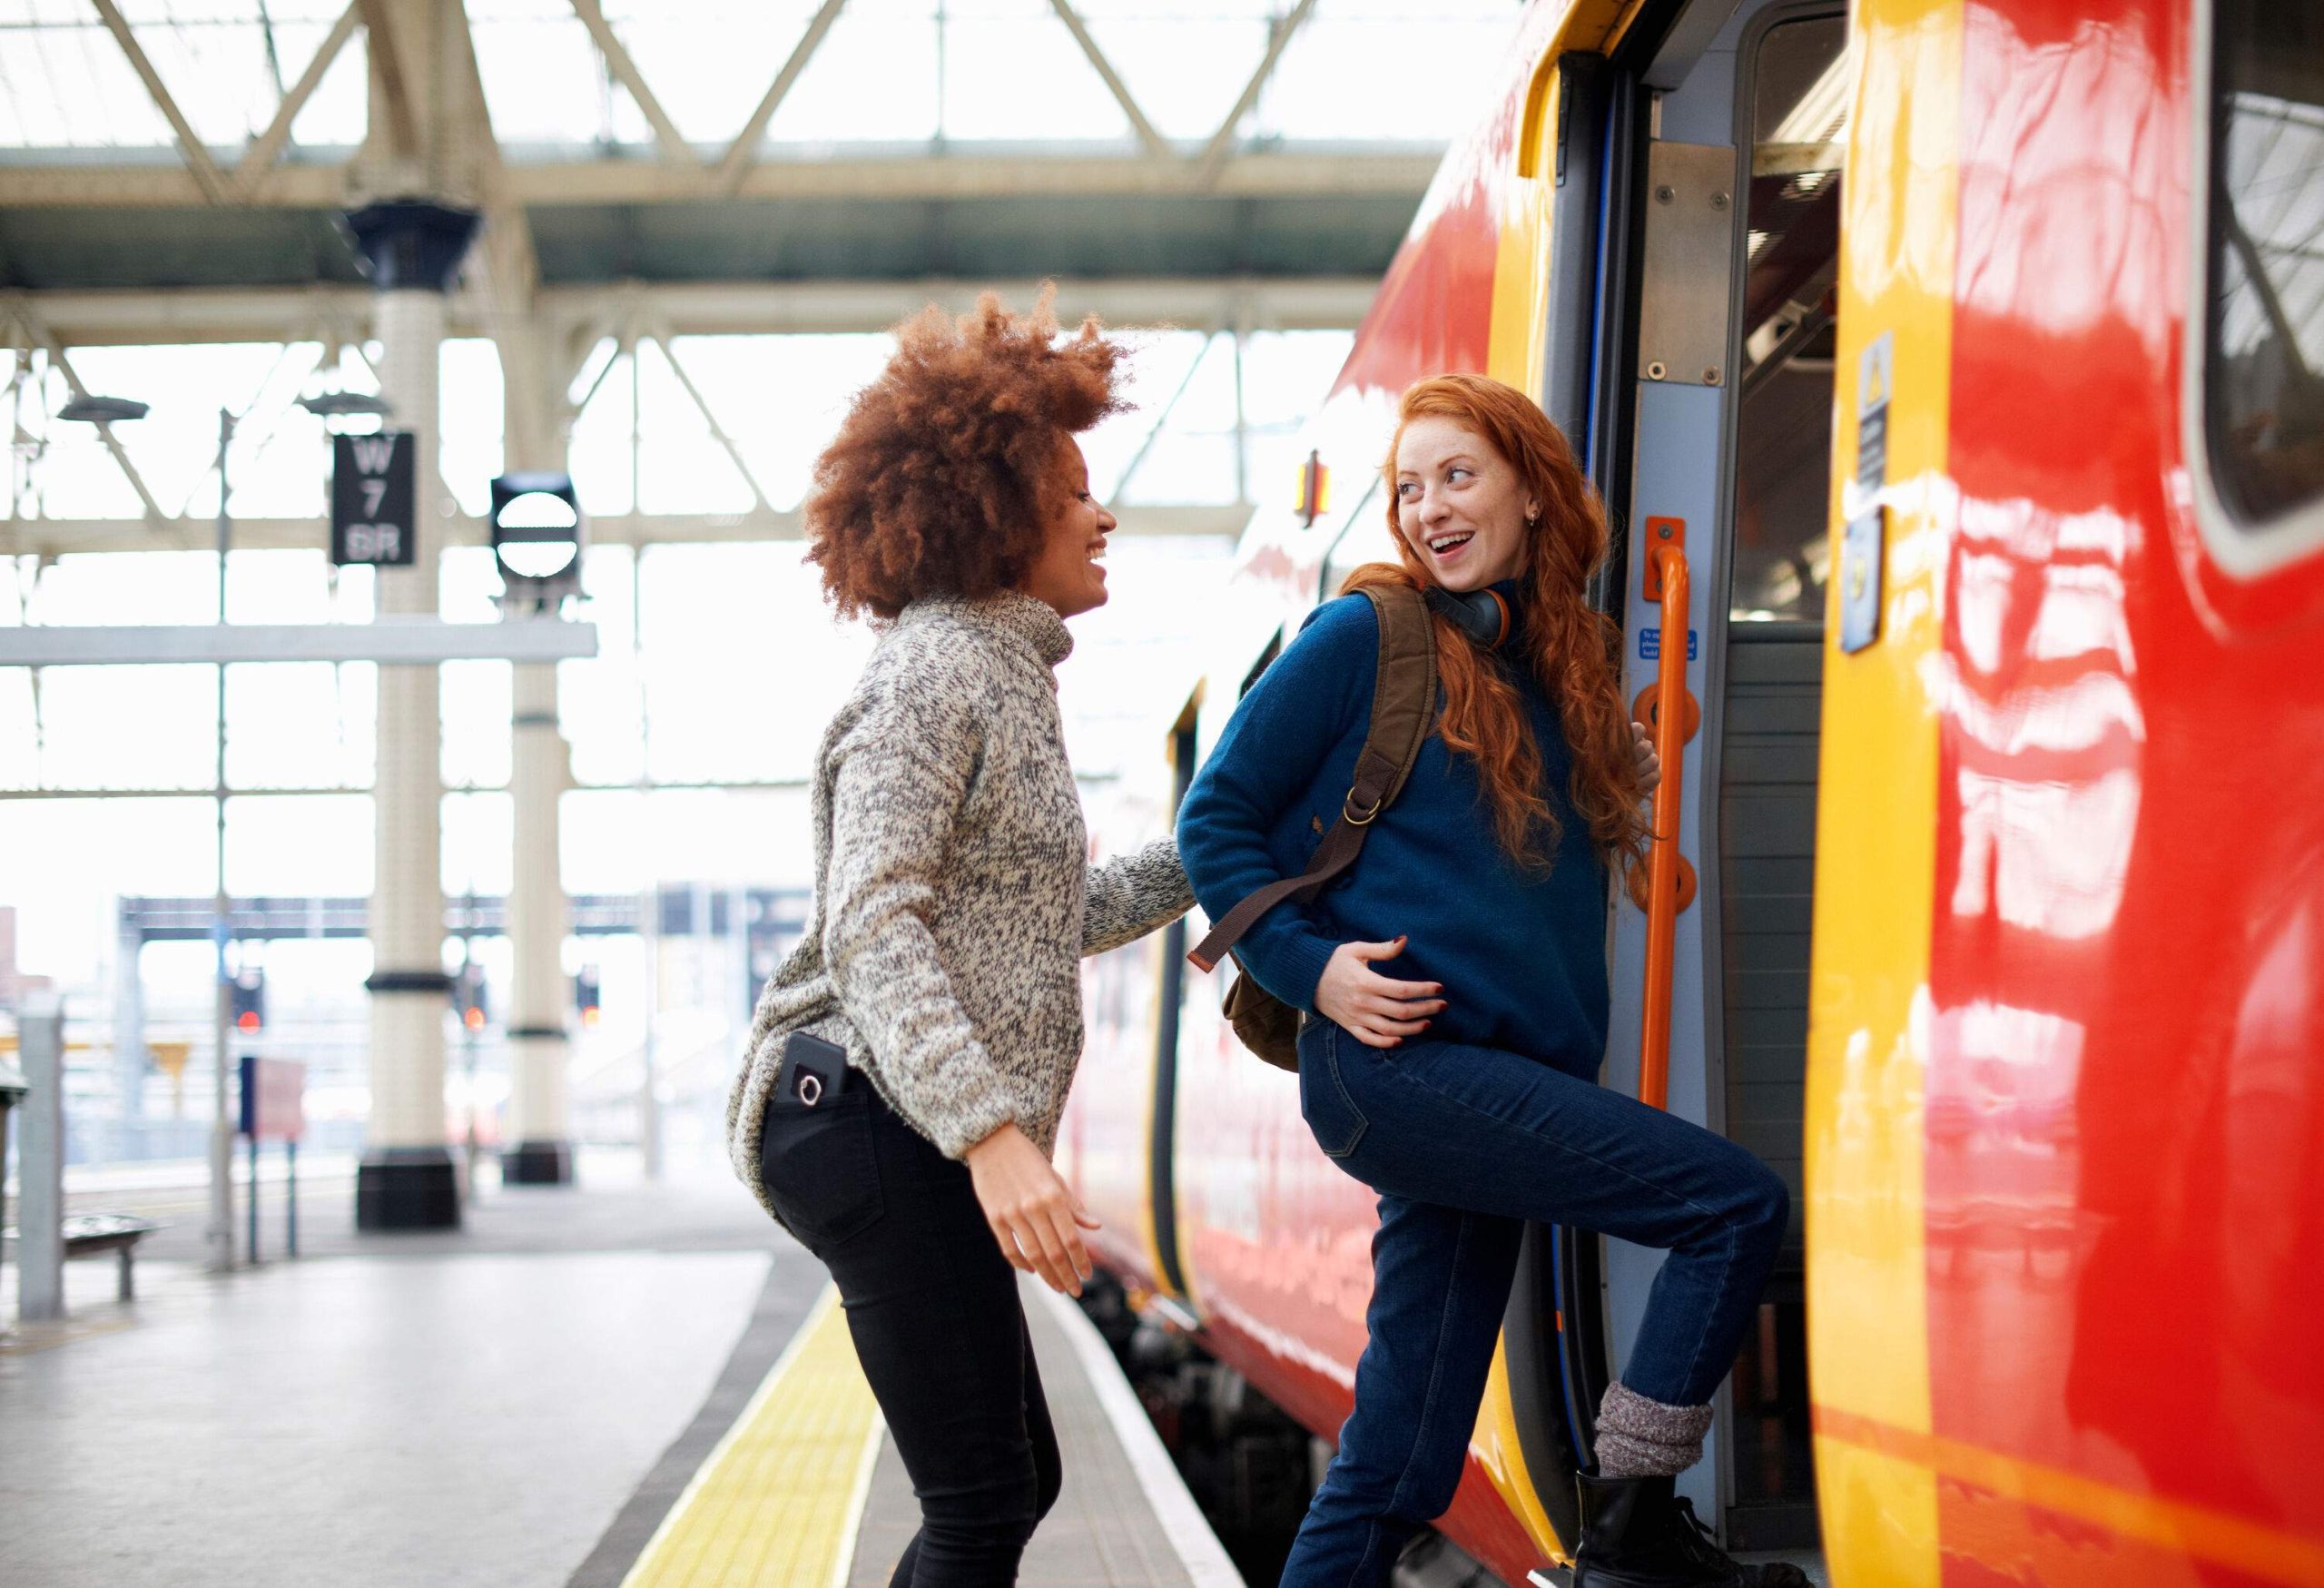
[774,1031,851,1110]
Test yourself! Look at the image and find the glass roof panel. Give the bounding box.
[1254,1,1523,143]
[470,1,624,149]
[1078,3,1274,143]
[2,0,1507,153]
[763,0,942,145]
[0,0,351,150]
[0,12,175,146]
[934,0,1136,144]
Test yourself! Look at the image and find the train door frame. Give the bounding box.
[1490,0,1777,1552]
[1147,689,1205,1301]
[1571,0,1844,1538]
[1707,4,1845,1550]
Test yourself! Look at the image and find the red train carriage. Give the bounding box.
[1059,0,2324,1583]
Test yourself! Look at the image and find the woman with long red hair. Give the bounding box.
[1177,373,1804,1588]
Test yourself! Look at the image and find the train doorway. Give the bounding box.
[1586,0,1846,1555]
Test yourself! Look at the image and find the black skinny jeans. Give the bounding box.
[758,1080,1061,1588]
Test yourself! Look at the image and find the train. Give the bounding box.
[1054,0,2324,1583]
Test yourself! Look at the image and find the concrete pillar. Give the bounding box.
[17,994,64,1323]
[497,323,576,1186]
[346,201,478,1231]
[113,917,145,1152]
[502,658,574,1183]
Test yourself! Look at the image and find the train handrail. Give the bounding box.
[1638,521,1692,1112]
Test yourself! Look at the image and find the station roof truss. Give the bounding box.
[0,1,1483,296]
[0,3,1494,557]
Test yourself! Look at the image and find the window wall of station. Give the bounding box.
[0,322,1346,1167]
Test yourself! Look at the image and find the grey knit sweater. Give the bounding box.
[725,589,1192,1216]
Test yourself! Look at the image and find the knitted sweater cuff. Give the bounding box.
[921,1068,1020,1161]
[1266,930,1339,1015]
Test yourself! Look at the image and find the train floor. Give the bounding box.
[0,1149,1236,1588]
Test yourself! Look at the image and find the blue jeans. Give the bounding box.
[1281,1018,1788,1588]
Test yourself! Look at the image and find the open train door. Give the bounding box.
[1499,0,1848,1558]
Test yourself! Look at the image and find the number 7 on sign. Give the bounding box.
[361,479,388,517]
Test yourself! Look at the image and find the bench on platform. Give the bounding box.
[3,1214,162,1303]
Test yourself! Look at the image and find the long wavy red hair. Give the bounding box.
[1344,374,1646,876]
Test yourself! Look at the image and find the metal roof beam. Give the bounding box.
[0,618,598,667]
[15,276,1379,345]
[448,0,558,469]
[715,0,849,196]
[1047,0,1172,163]
[0,504,1250,557]
[238,1,366,192]
[567,0,694,167]
[86,0,233,204]
[645,330,775,514]
[353,0,421,161]
[1196,0,1321,190]
[0,146,1434,206]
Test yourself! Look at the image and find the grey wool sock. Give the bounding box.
[1594,1381,1714,1478]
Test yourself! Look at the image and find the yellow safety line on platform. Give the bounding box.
[622,1284,885,1588]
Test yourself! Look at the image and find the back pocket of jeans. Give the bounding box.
[1299,1029,1368,1159]
[758,1091,884,1247]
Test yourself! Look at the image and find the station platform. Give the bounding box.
[0,1150,1243,1588]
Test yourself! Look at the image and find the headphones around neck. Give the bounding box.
[1423,585,1512,649]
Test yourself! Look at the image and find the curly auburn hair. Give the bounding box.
[805,289,1130,620]
[1347,373,1648,877]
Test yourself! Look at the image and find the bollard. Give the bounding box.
[17,993,66,1323]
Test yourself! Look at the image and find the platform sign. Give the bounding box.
[331,431,417,567]
[236,1056,306,1142]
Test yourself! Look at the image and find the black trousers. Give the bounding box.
[758,1080,1062,1588]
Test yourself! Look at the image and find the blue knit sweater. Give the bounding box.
[1176,586,1610,1079]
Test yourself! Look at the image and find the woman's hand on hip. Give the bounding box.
[963,1121,1101,1297]
[1314,936,1446,1050]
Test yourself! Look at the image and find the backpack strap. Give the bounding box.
[1187,584,1438,974]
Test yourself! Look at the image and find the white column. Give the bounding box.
[348,200,477,1231]
[15,995,65,1323]
[362,281,454,1221]
[502,658,574,1181]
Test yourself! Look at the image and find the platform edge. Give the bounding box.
[1032,1283,1248,1588]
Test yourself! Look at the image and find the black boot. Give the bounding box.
[1571,1472,1810,1588]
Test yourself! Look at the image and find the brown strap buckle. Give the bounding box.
[1343,790,1383,826]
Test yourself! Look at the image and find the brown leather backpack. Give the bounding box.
[1186,583,1443,1070]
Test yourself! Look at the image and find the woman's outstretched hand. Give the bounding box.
[1632,719,1661,794]
[963,1121,1100,1297]
[1315,936,1446,1050]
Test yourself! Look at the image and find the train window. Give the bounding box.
[1730,14,1849,623]
[2197,1,2324,558]
[1320,478,1390,597]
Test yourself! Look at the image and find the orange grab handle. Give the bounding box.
[1638,540,1689,1113]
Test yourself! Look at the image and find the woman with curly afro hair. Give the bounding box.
[725,290,1193,1586]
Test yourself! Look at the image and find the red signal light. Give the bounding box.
[236,1011,261,1031]
[464,1006,486,1031]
